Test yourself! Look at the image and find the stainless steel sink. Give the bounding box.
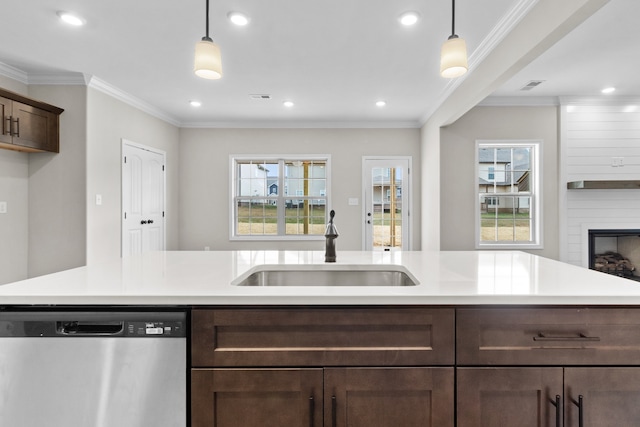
[233,265,419,286]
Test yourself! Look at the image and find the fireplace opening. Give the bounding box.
[588,229,640,281]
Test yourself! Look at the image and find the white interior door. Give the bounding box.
[122,141,166,257]
[363,157,411,251]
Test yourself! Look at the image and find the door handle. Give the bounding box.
[309,396,314,427]
[572,395,584,427]
[551,394,561,427]
[331,395,337,427]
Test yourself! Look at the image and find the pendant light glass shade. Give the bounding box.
[194,38,223,79]
[440,35,468,78]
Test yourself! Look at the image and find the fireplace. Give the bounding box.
[588,229,640,281]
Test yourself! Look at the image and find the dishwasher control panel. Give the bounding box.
[127,321,185,337]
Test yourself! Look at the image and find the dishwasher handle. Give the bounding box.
[57,321,125,336]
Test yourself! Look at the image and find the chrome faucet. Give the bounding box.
[325,210,338,262]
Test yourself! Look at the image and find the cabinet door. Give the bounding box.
[325,367,454,427]
[11,101,58,152]
[457,368,563,427]
[565,368,640,426]
[191,368,323,427]
[0,96,11,144]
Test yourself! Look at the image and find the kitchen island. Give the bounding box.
[1,250,640,305]
[3,250,640,426]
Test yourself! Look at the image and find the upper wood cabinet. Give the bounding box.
[0,88,64,153]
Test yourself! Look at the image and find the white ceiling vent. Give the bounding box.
[249,94,272,100]
[520,80,545,91]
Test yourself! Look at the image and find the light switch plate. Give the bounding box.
[0,201,7,214]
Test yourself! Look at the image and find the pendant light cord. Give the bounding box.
[451,0,456,37]
[204,0,211,40]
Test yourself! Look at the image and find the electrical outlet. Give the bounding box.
[612,157,624,167]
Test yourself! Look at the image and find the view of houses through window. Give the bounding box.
[232,157,329,238]
[477,142,539,247]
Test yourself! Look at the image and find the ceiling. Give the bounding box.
[0,0,636,128]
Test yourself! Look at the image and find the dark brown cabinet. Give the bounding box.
[456,308,640,427]
[0,88,63,153]
[191,367,454,427]
[457,367,640,427]
[191,307,456,426]
[457,368,563,427]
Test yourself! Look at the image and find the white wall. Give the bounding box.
[561,101,640,266]
[178,127,421,251]
[86,87,180,265]
[0,76,28,284]
[440,105,560,260]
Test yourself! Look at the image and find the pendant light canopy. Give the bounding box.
[194,0,223,79]
[440,0,467,78]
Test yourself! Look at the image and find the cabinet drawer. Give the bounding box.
[457,308,640,365]
[192,307,455,367]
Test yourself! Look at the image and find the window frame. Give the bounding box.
[475,140,542,249]
[230,155,331,241]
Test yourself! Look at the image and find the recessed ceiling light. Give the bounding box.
[228,12,249,26]
[399,11,420,26]
[601,87,616,94]
[283,101,294,108]
[376,100,387,107]
[189,100,202,107]
[57,11,86,26]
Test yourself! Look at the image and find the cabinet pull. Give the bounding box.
[572,395,584,427]
[550,394,561,427]
[331,395,337,427]
[309,396,314,427]
[3,116,10,135]
[13,117,19,137]
[141,220,148,225]
[533,332,600,342]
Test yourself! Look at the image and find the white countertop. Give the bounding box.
[1,250,640,306]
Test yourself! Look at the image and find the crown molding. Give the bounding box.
[559,96,640,106]
[0,62,28,84]
[180,120,422,129]
[87,76,180,127]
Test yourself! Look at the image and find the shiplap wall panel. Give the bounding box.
[563,103,640,266]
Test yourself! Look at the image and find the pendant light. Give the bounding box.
[194,0,223,79]
[440,0,468,78]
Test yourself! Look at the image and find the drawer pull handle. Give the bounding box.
[572,395,584,427]
[331,395,337,427]
[551,394,561,427]
[309,396,315,427]
[534,333,600,342]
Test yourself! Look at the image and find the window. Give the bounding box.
[476,141,541,248]
[231,156,330,239]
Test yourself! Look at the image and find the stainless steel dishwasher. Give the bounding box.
[0,309,186,427]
